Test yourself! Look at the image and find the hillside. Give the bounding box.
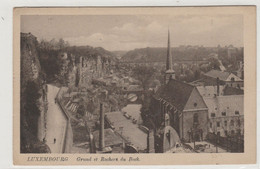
[66,45,118,63]
[121,46,222,62]
[112,50,128,59]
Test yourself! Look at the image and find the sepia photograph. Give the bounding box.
[13,7,256,165]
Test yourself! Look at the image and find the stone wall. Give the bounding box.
[180,110,208,142]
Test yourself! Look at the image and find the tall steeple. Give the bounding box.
[165,29,175,84]
[166,29,173,70]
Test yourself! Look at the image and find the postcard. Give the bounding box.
[13,6,256,165]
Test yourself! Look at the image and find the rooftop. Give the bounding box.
[196,85,225,97]
[204,70,231,81]
[155,79,195,111]
[223,86,244,95]
[203,95,244,118]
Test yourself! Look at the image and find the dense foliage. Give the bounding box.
[132,65,156,90]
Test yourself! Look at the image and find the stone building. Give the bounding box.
[204,95,244,137]
[153,79,208,142]
[151,30,208,143]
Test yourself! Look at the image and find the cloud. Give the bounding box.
[62,15,243,51]
[64,33,147,51]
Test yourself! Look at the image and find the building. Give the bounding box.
[203,95,244,137]
[196,85,225,97]
[202,69,243,88]
[227,45,236,59]
[151,30,208,143]
[153,79,208,142]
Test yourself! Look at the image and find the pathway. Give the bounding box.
[45,84,67,153]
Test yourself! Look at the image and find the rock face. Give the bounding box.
[77,55,114,88]
[20,33,50,153]
[20,32,117,153]
[20,33,41,85]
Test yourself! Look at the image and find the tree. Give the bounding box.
[208,58,220,70]
[77,104,86,117]
[132,65,156,90]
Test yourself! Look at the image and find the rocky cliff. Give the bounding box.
[20,33,50,153]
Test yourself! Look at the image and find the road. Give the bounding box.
[45,84,67,153]
[186,141,227,153]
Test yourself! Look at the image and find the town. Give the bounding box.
[20,27,244,154]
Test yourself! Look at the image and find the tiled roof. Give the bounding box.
[203,95,243,118]
[204,70,230,81]
[155,79,195,111]
[196,85,225,97]
[223,86,244,95]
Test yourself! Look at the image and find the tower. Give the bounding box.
[165,29,175,84]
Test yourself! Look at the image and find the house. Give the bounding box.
[202,69,243,88]
[203,95,244,137]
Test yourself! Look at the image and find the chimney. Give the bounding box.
[89,133,96,153]
[99,103,105,151]
[216,77,220,96]
[147,130,155,153]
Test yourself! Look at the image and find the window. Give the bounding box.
[231,77,235,82]
[222,112,226,116]
[217,122,220,127]
[237,129,241,135]
[210,122,212,128]
[224,120,227,126]
[230,120,234,126]
[211,113,216,118]
[237,119,241,127]
[235,111,240,115]
[194,103,197,107]
[231,130,235,135]
[225,130,228,136]
[193,113,199,123]
[217,132,220,136]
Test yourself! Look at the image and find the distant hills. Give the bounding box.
[119,46,243,63]
[66,45,118,62]
[120,47,218,62]
[112,50,128,59]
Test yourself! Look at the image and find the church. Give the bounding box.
[151,30,209,142]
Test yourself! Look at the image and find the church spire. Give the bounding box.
[166,29,173,70]
[165,29,175,84]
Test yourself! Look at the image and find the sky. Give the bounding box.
[21,15,243,51]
